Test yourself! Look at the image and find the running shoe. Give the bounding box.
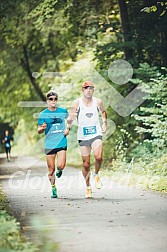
[51,187,58,198]
[85,187,92,199]
[56,169,63,178]
[95,175,102,189]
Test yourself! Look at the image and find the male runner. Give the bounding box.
[67,81,107,198]
[38,90,70,198]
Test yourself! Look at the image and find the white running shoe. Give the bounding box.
[85,187,92,199]
[95,175,102,189]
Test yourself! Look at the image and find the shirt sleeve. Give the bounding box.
[65,109,69,119]
[38,112,45,125]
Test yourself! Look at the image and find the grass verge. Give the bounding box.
[0,186,59,252]
[102,156,167,192]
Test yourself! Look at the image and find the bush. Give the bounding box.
[0,186,59,252]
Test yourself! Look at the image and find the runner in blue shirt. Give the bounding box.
[38,90,71,198]
[2,130,13,161]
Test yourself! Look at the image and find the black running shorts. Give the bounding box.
[45,146,67,155]
[5,147,11,154]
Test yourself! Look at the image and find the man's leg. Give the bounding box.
[46,154,57,198]
[56,150,66,178]
[46,154,56,185]
[91,139,103,189]
[80,146,91,186]
[91,139,103,173]
[80,146,92,198]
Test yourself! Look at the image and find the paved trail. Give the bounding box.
[0,155,167,252]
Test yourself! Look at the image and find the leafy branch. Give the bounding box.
[141,1,167,16]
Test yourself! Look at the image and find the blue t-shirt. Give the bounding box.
[38,108,68,149]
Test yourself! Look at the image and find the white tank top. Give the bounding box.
[77,97,102,140]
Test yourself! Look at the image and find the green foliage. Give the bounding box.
[96,0,167,67]
[101,63,167,192]
[0,186,59,252]
[1,0,167,128]
[0,185,37,252]
[30,216,59,252]
[141,1,167,16]
[102,153,167,192]
[0,210,36,252]
[0,187,10,213]
[132,64,167,153]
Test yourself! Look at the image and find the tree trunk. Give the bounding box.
[117,0,133,60]
[21,45,46,101]
[160,30,167,66]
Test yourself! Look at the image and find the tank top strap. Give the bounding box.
[78,97,84,107]
[76,98,82,119]
[92,97,96,106]
[92,97,100,112]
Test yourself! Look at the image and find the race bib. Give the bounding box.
[6,143,10,148]
[83,126,97,135]
[50,124,63,133]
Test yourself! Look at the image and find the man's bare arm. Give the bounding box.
[38,122,47,134]
[97,99,107,132]
[67,100,79,129]
[97,99,107,122]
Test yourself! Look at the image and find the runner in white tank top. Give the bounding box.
[77,97,102,141]
[67,81,107,199]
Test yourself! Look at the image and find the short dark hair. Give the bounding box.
[46,90,58,99]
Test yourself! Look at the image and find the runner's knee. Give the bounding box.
[57,163,65,170]
[48,167,55,175]
[95,155,103,162]
[83,160,90,170]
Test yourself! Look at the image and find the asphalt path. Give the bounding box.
[0,155,167,252]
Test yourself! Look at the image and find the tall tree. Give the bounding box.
[117,0,133,60]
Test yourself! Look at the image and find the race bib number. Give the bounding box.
[6,143,10,148]
[83,126,97,135]
[51,124,63,133]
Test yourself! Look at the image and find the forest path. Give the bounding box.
[0,154,167,252]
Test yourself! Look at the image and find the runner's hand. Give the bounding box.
[64,128,70,136]
[42,122,47,130]
[38,122,47,134]
[102,122,107,133]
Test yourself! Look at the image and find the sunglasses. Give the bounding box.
[48,97,58,101]
[84,86,94,90]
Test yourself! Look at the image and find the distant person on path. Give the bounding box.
[67,81,107,199]
[2,130,13,162]
[38,90,71,198]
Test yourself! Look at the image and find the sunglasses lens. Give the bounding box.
[84,86,94,90]
[48,97,57,101]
